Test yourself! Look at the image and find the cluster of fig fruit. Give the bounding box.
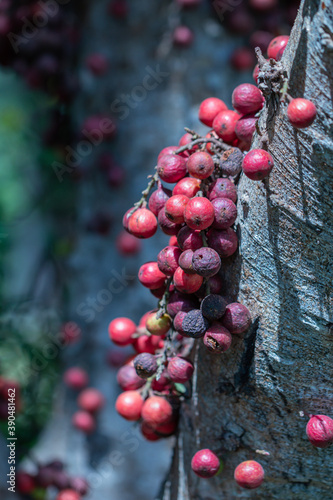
[16,460,88,500]
[108,34,320,488]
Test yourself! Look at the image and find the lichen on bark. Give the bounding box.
[161,0,333,498]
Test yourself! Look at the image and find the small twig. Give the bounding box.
[128,171,159,216]
[255,47,267,69]
[184,127,198,136]
[175,137,229,155]
[201,231,208,247]
[156,276,173,319]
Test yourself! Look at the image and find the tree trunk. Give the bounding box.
[161,1,333,498]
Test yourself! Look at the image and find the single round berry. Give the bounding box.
[219,147,243,177]
[198,97,228,127]
[158,207,183,235]
[138,262,167,289]
[61,322,81,344]
[157,146,178,162]
[208,178,237,203]
[86,53,108,76]
[134,353,158,379]
[173,177,201,197]
[116,365,145,391]
[230,47,256,71]
[141,396,173,427]
[157,154,187,183]
[179,249,196,274]
[186,151,215,180]
[115,391,143,421]
[192,247,221,277]
[167,290,198,317]
[116,230,142,255]
[63,367,89,390]
[17,472,36,494]
[201,294,227,321]
[158,246,182,276]
[77,388,105,413]
[146,311,172,336]
[165,194,190,224]
[133,335,164,354]
[128,208,157,238]
[173,311,188,336]
[232,84,264,115]
[222,302,251,334]
[81,114,116,141]
[207,228,238,258]
[212,198,237,230]
[235,115,257,144]
[267,35,289,60]
[182,309,209,338]
[234,460,264,489]
[242,149,274,181]
[108,317,136,346]
[173,25,194,47]
[191,449,220,478]
[72,411,95,434]
[184,197,214,230]
[141,421,161,441]
[203,323,232,353]
[56,490,81,500]
[306,415,333,448]
[167,357,194,383]
[173,267,204,293]
[148,185,172,215]
[287,98,317,129]
[177,226,203,251]
[213,110,240,144]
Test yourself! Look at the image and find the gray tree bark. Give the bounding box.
[162,1,333,498]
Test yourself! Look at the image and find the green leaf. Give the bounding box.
[174,383,187,394]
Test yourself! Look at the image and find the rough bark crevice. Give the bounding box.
[162,0,333,498]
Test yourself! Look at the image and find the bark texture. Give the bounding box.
[162,1,333,498]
